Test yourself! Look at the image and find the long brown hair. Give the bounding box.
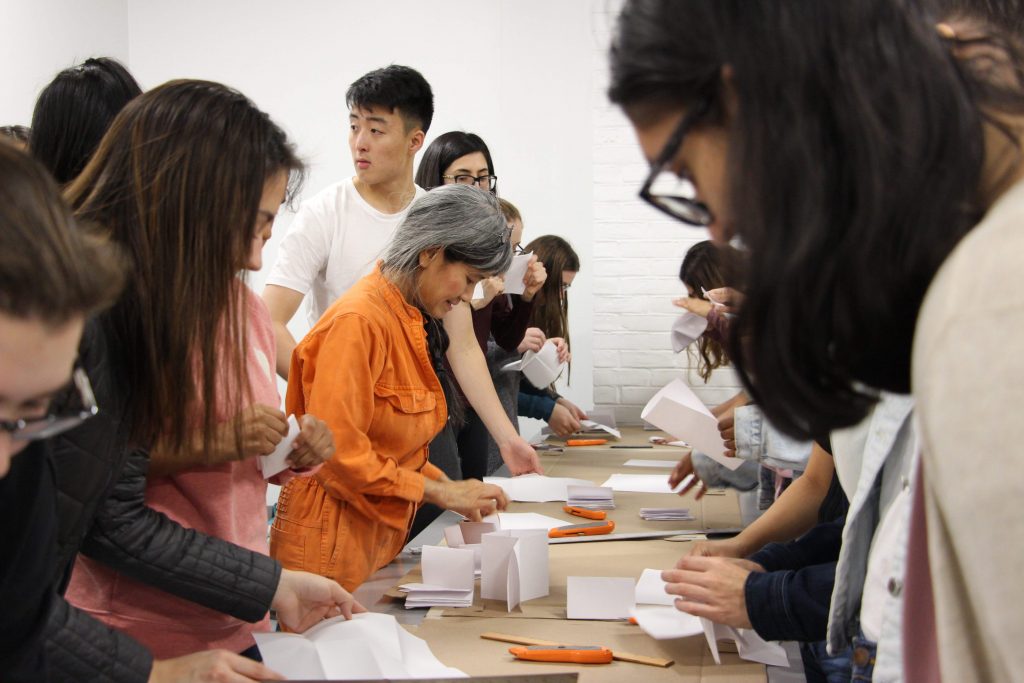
[678,241,745,382]
[66,80,303,456]
[525,235,580,379]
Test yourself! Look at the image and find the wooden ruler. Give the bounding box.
[481,631,674,668]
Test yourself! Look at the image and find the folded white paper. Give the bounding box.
[630,606,788,667]
[399,583,474,609]
[631,605,703,639]
[640,507,695,521]
[480,530,549,611]
[422,545,474,590]
[671,312,709,353]
[566,485,615,510]
[254,612,467,679]
[623,459,678,468]
[259,414,300,479]
[566,576,636,619]
[502,252,533,296]
[501,340,563,389]
[481,512,568,532]
[483,474,595,502]
[641,378,742,470]
[600,473,685,494]
[634,568,677,606]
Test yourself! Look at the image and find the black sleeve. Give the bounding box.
[744,562,837,643]
[44,597,153,683]
[78,448,281,622]
[748,516,845,573]
[490,295,535,352]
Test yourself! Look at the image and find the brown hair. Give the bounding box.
[0,140,122,325]
[498,197,521,225]
[678,241,745,382]
[525,235,580,382]
[66,80,303,455]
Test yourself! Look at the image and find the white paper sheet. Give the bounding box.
[623,459,678,468]
[635,568,677,606]
[481,512,568,531]
[483,474,595,503]
[421,546,474,590]
[671,312,709,353]
[258,414,300,479]
[641,378,742,470]
[502,252,533,295]
[600,473,685,494]
[480,530,549,610]
[566,576,636,620]
[630,605,703,639]
[566,485,614,510]
[501,340,563,389]
[255,613,467,679]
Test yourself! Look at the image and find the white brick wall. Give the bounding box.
[588,1,745,423]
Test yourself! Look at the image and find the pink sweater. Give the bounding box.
[67,288,313,656]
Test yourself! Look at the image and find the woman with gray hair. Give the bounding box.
[270,184,511,591]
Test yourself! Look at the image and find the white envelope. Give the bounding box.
[480,530,549,611]
[566,576,636,620]
[641,378,742,471]
[635,568,677,606]
[501,340,563,389]
[259,414,300,479]
[671,312,709,353]
[483,474,595,502]
[421,545,474,591]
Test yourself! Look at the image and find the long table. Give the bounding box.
[355,427,786,682]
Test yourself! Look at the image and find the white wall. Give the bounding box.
[0,0,129,125]
[4,0,741,425]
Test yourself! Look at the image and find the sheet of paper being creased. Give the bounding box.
[641,378,742,470]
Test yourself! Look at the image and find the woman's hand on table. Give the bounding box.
[668,452,706,499]
[287,414,335,469]
[662,556,764,630]
[425,479,510,521]
[547,403,581,437]
[499,435,544,475]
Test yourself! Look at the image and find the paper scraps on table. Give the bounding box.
[259,414,300,479]
[641,378,742,470]
[254,612,467,680]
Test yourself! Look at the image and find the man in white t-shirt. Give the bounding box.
[263,65,540,475]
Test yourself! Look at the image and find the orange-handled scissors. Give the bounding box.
[510,645,613,664]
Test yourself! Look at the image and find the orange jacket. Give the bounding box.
[286,265,446,532]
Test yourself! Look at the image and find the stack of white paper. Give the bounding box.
[254,612,467,680]
[481,529,549,611]
[400,546,474,609]
[566,576,636,619]
[566,485,615,510]
[600,473,685,494]
[640,507,694,521]
[642,379,742,471]
[483,474,595,502]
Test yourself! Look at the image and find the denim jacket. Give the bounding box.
[827,393,916,682]
[735,404,813,472]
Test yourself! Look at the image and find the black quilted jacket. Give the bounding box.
[42,319,282,682]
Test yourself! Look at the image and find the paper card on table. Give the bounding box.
[459,521,497,544]
[566,485,615,510]
[421,545,474,590]
[502,252,533,295]
[671,312,709,353]
[630,605,703,639]
[255,612,466,679]
[641,378,742,470]
[635,568,677,606]
[258,414,300,479]
[481,512,567,532]
[566,576,636,620]
[623,459,678,468]
[500,340,563,389]
[483,474,594,502]
[480,530,549,610]
[600,473,685,494]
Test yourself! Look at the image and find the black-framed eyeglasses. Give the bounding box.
[639,99,714,227]
[442,174,498,191]
[1,368,98,442]
[512,243,526,255]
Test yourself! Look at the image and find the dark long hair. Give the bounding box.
[415,131,496,192]
[30,57,142,185]
[66,80,303,456]
[609,0,1024,439]
[679,241,744,382]
[525,235,580,354]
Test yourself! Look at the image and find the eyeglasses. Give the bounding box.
[1,368,98,442]
[513,243,526,255]
[442,174,498,191]
[639,99,714,227]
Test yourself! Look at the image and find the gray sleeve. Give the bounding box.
[44,596,153,683]
[79,448,281,622]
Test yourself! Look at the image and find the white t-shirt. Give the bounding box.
[266,177,426,327]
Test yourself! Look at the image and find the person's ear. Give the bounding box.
[409,129,425,155]
[418,247,441,269]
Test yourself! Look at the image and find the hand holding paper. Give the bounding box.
[501,340,564,389]
[259,414,301,479]
[641,378,741,470]
[670,312,709,353]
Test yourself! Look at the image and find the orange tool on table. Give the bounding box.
[563,505,607,520]
[566,438,607,446]
[510,645,613,665]
[548,519,615,538]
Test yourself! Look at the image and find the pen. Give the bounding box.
[609,445,653,449]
